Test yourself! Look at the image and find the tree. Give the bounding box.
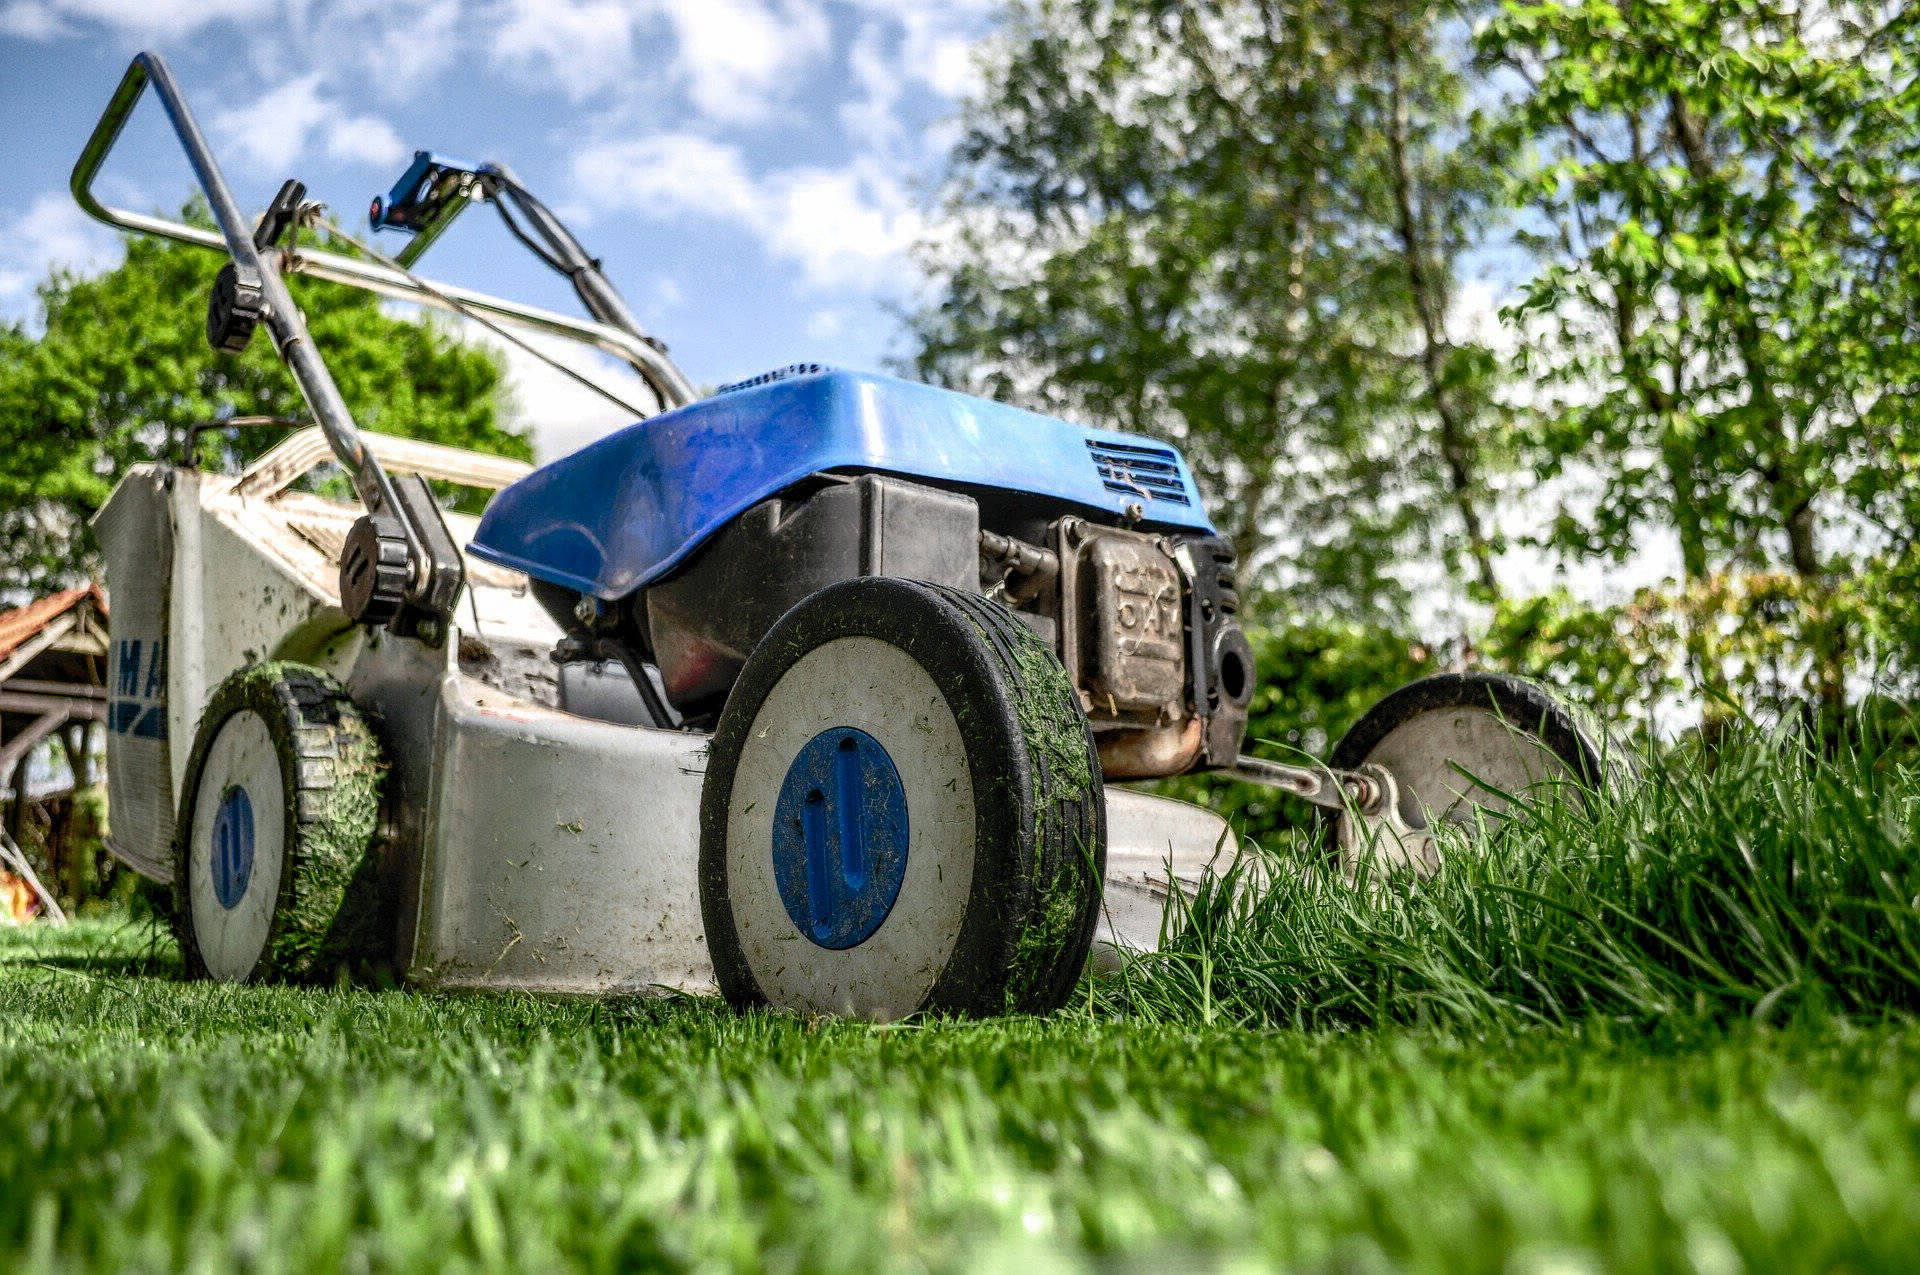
[1481,1,1920,719]
[0,215,529,593]
[911,0,1511,619]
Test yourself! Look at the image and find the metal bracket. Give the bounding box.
[1227,755,1381,812]
[552,634,680,730]
[1229,756,1444,878]
[391,475,465,621]
[369,150,489,267]
[368,152,676,363]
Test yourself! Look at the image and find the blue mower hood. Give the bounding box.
[469,365,1215,600]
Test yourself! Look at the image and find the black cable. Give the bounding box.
[315,214,654,420]
[491,196,570,276]
[494,175,592,263]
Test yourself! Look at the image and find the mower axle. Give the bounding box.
[1227,756,1383,813]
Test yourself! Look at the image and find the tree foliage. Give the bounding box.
[0,218,528,593]
[912,0,1511,619]
[1482,1,1920,716]
[921,0,1920,731]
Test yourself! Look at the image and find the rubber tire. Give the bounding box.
[1330,673,1605,787]
[1319,672,1606,852]
[171,663,386,982]
[699,578,1105,1018]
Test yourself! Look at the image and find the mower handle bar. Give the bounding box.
[70,52,696,416]
[71,51,424,555]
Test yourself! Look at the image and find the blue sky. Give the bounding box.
[0,0,994,457]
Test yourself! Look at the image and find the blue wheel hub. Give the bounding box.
[210,784,255,910]
[772,727,909,949]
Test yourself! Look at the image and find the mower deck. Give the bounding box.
[96,438,1234,993]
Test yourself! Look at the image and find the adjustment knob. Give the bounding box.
[206,262,265,354]
[339,514,411,626]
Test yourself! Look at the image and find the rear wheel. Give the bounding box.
[171,663,386,982]
[699,578,1104,1019]
[1325,672,1606,875]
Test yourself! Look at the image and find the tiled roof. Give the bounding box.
[0,584,107,665]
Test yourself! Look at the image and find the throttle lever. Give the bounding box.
[253,179,306,251]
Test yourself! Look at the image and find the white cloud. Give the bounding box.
[0,192,121,307]
[844,0,993,98]
[804,307,846,340]
[311,0,465,89]
[211,73,406,173]
[488,0,640,101]
[574,136,922,289]
[654,0,828,124]
[574,134,763,222]
[760,161,923,289]
[323,114,408,167]
[839,21,901,153]
[0,0,269,39]
[0,2,63,37]
[893,4,991,100]
[650,276,684,311]
[486,0,827,121]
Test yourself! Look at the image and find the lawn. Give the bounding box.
[3,735,1919,1272]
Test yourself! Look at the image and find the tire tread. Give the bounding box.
[171,663,386,982]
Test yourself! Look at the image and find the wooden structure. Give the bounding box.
[0,586,109,919]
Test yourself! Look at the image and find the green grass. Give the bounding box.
[1107,731,1920,1029]
[4,733,1920,1271]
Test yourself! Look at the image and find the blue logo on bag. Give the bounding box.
[108,638,167,740]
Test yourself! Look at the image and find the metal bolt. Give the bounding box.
[1344,771,1385,814]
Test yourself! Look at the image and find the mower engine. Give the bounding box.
[640,488,1250,778]
[478,365,1255,780]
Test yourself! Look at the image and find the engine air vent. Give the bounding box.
[716,363,829,395]
[1085,439,1192,506]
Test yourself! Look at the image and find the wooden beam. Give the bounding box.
[2,679,106,700]
[0,690,106,721]
[54,612,110,658]
[0,709,71,778]
[0,612,80,685]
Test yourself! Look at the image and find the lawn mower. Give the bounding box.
[73,53,1607,1017]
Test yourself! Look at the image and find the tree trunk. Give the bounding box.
[60,723,90,789]
[1383,34,1500,600]
[1669,92,1843,718]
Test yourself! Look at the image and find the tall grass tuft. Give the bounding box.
[1098,730,1920,1029]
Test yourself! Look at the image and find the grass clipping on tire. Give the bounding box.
[173,662,386,981]
[950,592,1102,1015]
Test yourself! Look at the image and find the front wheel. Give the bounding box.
[699,578,1105,1019]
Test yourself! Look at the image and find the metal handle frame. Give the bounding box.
[70,53,695,417]
[72,53,425,565]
